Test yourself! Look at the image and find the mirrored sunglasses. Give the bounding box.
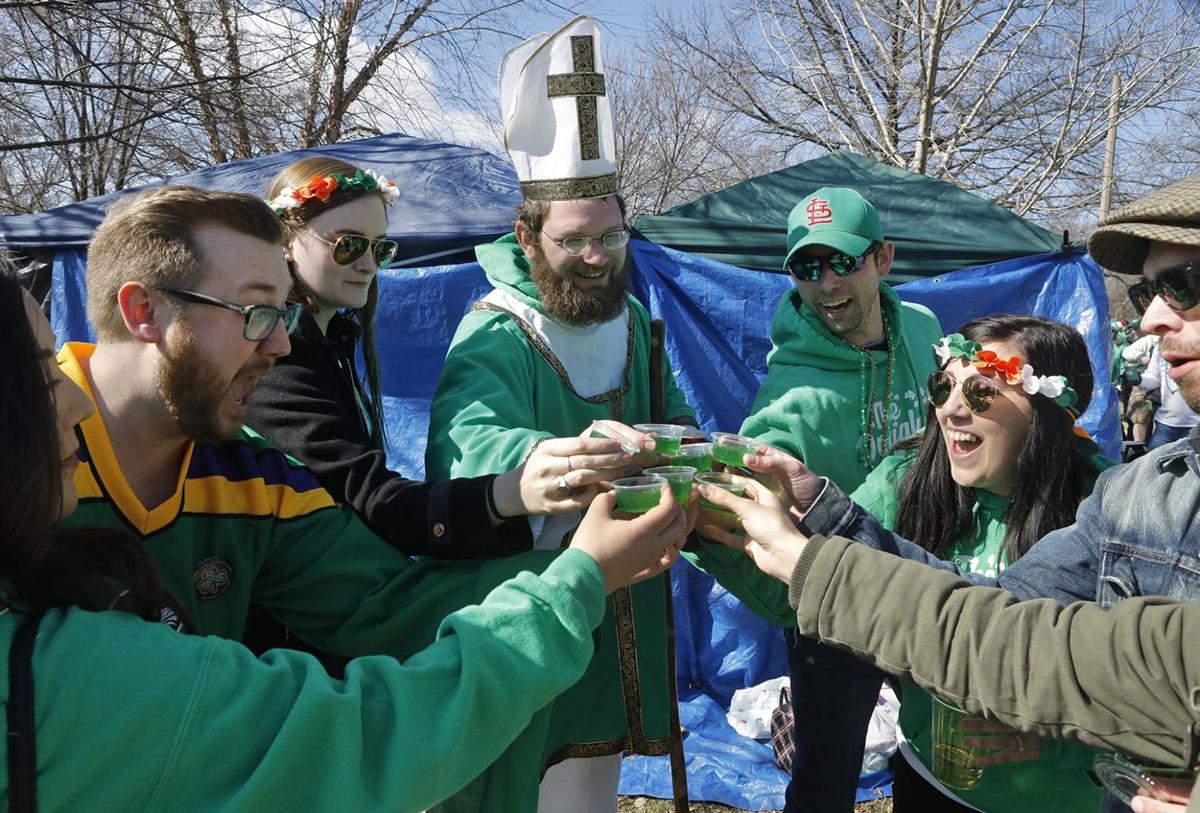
[301,229,399,268]
[1128,262,1200,315]
[926,370,1000,414]
[788,242,881,282]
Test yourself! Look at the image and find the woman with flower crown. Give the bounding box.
[835,314,1117,813]
[248,157,643,559]
[685,314,1116,812]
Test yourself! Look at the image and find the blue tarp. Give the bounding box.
[48,239,1116,809]
[4,133,522,266]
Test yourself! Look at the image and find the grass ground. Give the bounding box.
[616,797,892,812]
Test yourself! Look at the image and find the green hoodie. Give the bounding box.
[682,284,941,626]
[851,445,1118,813]
[740,283,942,493]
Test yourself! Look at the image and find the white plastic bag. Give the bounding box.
[862,684,901,773]
[726,676,790,740]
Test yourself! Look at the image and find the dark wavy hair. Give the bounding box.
[893,314,1098,564]
[267,156,388,447]
[0,270,175,620]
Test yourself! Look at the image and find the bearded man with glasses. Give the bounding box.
[426,17,700,813]
[733,186,943,813]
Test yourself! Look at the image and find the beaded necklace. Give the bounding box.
[849,311,895,472]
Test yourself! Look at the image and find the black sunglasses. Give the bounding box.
[158,288,302,342]
[299,229,399,269]
[927,370,1001,414]
[1128,262,1200,315]
[788,242,882,282]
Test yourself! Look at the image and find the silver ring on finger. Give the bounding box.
[557,475,571,495]
[1012,733,1025,753]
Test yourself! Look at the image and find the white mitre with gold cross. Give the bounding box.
[499,16,617,201]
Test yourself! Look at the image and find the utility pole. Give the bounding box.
[1100,73,1121,218]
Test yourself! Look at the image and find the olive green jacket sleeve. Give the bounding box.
[790,535,1200,780]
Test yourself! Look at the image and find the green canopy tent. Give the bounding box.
[632,151,1064,284]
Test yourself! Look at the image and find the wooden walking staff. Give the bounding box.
[649,318,690,813]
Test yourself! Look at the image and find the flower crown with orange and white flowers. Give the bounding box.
[934,333,1081,417]
[267,168,399,215]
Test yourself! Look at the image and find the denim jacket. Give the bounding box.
[799,426,1200,608]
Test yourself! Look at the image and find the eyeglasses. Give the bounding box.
[788,242,882,282]
[157,288,302,342]
[544,229,630,256]
[926,370,1001,414]
[1128,262,1200,315]
[298,229,399,269]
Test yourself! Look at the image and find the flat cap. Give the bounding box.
[1088,175,1200,275]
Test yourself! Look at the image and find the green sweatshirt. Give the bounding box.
[740,283,942,493]
[851,448,1117,813]
[790,535,1200,813]
[0,550,607,812]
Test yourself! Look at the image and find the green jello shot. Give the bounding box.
[610,476,667,514]
[711,432,760,468]
[643,466,697,503]
[633,423,685,457]
[670,442,713,472]
[695,471,750,528]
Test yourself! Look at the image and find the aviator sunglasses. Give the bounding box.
[157,288,303,341]
[1127,262,1200,315]
[788,242,882,282]
[926,369,1002,414]
[299,229,399,269]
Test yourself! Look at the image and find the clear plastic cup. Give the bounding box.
[633,423,686,456]
[643,466,697,503]
[1092,753,1198,806]
[711,432,760,468]
[670,442,713,472]
[931,697,985,790]
[588,420,642,454]
[695,471,751,530]
[610,475,667,514]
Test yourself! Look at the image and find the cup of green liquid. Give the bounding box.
[643,466,697,503]
[710,432,760,469]
[670,442,713,472]
[610,476,667,514]
[695,471,751,528]
[931,697,986,790]
[632,423,686,457]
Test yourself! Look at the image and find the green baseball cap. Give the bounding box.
[784,187,884,272]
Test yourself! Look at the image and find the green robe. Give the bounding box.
[850,448,1116,813]
[425,234,696,808]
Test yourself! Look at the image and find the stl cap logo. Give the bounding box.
[806,197,833,226]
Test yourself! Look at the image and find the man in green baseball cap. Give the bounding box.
[737,185,943,813]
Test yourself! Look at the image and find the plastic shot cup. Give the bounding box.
[670,442,713,472]
[1091,754,1199,806]
[695,471,751,529]
[710,432,760,469]
[587,420,642,455]
[610,476,667,514]
[931,697,985,790]
[632,423,686,457]
[643,466,697,503]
